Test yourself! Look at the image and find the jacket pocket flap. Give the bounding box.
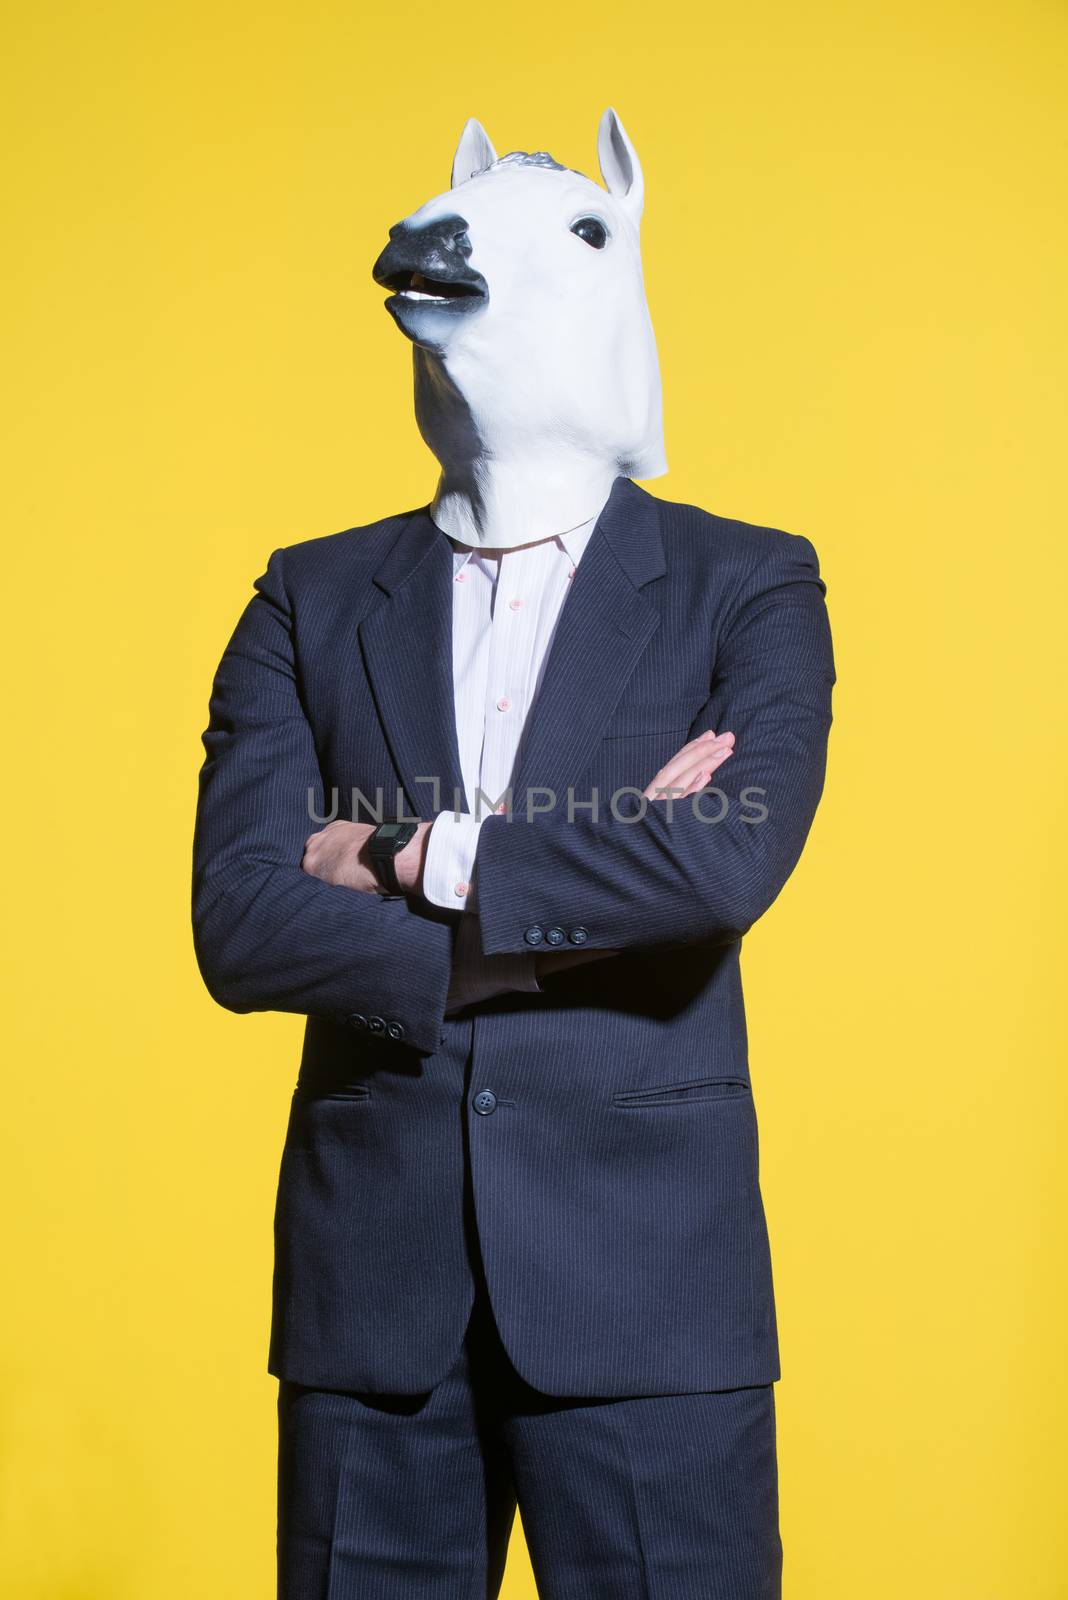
[612,1076,750,1107]
[601,697,702,737]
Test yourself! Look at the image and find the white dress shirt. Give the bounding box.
[422,513,600,1011]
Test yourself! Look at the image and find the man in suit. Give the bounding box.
[193,111,834,1598]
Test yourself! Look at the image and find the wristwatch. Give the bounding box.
[366,820,419,899]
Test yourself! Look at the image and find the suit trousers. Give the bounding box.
[276,1169,783,1599]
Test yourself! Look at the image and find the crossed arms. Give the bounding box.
[192,536,834,1055]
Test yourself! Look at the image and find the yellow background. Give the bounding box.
[2,0,1065,1593]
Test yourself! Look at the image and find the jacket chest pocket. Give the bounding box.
[600,696,705,739]
[585,701,706,803]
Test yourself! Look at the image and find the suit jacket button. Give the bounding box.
[347,1012,368,1029]
[545,926,565,946]
[473,1090,498,1115]
[387,1021,405,1041]
[367,1015,386,1034]
[523,925,545,946]
[568,926,589,945]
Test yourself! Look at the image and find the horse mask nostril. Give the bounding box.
[372,214,482,297]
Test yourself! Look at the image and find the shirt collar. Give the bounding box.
[556,515,598,568]
[449,515,599,573]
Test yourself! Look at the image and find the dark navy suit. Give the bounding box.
[192,474,835,1596]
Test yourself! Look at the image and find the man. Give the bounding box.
[193,109,834,1598]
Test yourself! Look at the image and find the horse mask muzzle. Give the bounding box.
[372,215,489,331]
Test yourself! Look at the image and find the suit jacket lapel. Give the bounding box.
[358,508,469,819]
[357,478,667,825]
[508,475,666,815]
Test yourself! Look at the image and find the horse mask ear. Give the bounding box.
[451,118,498,188]
[597,106,644,222]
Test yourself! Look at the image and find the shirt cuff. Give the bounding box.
[423,811,485,911]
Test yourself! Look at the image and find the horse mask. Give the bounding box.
[372,108,668,550]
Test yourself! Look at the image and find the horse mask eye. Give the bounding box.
[570,216,609,249]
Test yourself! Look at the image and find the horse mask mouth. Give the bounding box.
[372,219,489,333]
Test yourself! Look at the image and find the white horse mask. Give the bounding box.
[372,108,668,550]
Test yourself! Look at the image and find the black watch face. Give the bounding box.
[376,824,404,840]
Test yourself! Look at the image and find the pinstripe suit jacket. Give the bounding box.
[192,474,835,1397]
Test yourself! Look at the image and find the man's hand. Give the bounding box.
[301,820,379,892]
[301,819,432,896]
[643,728,734,801]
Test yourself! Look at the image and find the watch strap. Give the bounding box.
[368,821,419,900]
[376,849,405,899]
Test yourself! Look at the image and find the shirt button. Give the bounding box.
[496,802,508,814]
[568,566,577,579]
[454,881,469,898]
[509,598,523,610]
[496,696,511,712]
[473,1089,498,1116]
[455,570,467,582]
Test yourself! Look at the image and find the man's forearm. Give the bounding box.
[468,538,835,958]
[193,547,455,1055]
[193,859,454,1052]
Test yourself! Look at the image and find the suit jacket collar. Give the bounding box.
[594,473,668,590]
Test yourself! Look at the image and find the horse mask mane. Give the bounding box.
[372,108,668,550]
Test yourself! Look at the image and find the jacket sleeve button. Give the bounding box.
[346,1012,368,1029]
[545,926,565,946]
[523,925,545,946]
[367,1015,386,1034]
[387,1021,405,1041]
[568,927,589,945]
